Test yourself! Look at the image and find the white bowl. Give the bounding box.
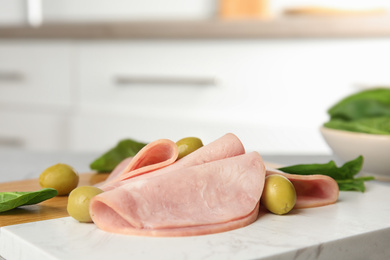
[320,126,390,181]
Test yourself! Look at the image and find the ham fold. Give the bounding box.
[90,133,340,237]
[102,139,179,187]
[266,168,339,209]
[100,133,245,191]
[90,152,266,236]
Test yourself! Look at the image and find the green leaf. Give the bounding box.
[278,156,363,179]
[0,188,58,213]
[278,156,374,192]
[336,177,375,192]
[324,117,390,135]
[90,139,147,172]
[328,88,390,120]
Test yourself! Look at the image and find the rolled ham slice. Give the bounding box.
[102,139,178,186]
[100,133,245,191]
[266,168,339,209]
[90,152,266,237]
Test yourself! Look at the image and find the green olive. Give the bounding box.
[39,163,79,196]
[67,186,103,223]
[176,137,203,160]
[260,174,297,215]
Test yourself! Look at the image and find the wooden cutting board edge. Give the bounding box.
[0,173,109,227]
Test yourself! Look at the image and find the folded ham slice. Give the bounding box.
[100,133,245,191]
[102,139,178,187]
[90,152,266,237]
[91,133,340,237]
[266,168,339,209]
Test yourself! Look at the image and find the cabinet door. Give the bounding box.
[76,40,261,122]
[0,0,25,25]
[0,41,73,110]
[73,40,331,153]
[76,39,385,153]
[0,111,69,150]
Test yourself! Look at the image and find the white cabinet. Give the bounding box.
[70,40,337,153]
[0,40,73,150]
[3,36,390,153]
[0,110,69,150]
[70,38,390,154]
[0,41,73,109]
[74,41,267,151]
[76,41,252,118]
[0,0,26,25]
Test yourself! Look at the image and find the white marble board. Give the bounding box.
[1,181,390,260]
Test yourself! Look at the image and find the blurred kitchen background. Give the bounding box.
[1,0,390,155]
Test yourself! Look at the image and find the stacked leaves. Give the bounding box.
[324,88,390,135]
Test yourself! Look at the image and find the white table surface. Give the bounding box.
[1,148,389,260]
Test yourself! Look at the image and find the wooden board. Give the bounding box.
[0,173,109,227]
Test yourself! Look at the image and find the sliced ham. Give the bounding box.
[100,133,245,191]
[103,139,178,186]
[172,133,245,169]
[90,152,266,237]
[266,168,339,209]
[91,133,340,237]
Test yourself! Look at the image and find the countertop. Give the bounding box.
[2,15,390,39]
[1,148,389,260]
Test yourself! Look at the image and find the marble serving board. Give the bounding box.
[1,181,390,260]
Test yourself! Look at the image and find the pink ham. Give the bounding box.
[91,133,340,237]
[100,133,245,191]
[266,168,339,209]
[102,139,178,186]
[172,133,245,169]
[90,151,266,237]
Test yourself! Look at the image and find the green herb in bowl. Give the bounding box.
[325,87,390,134]
[321,87,390,179]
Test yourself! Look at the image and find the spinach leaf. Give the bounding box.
[278,156,374,192]
[336,177,376,192]
[325,88,390,134]
[0,188,58,213]
[328,88,390,120]
[90,139,147,172]
[324,117,390,135]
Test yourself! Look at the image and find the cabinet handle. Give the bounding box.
[0,137,24,147]
[114,75,217,86]
[0,71,24,82]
